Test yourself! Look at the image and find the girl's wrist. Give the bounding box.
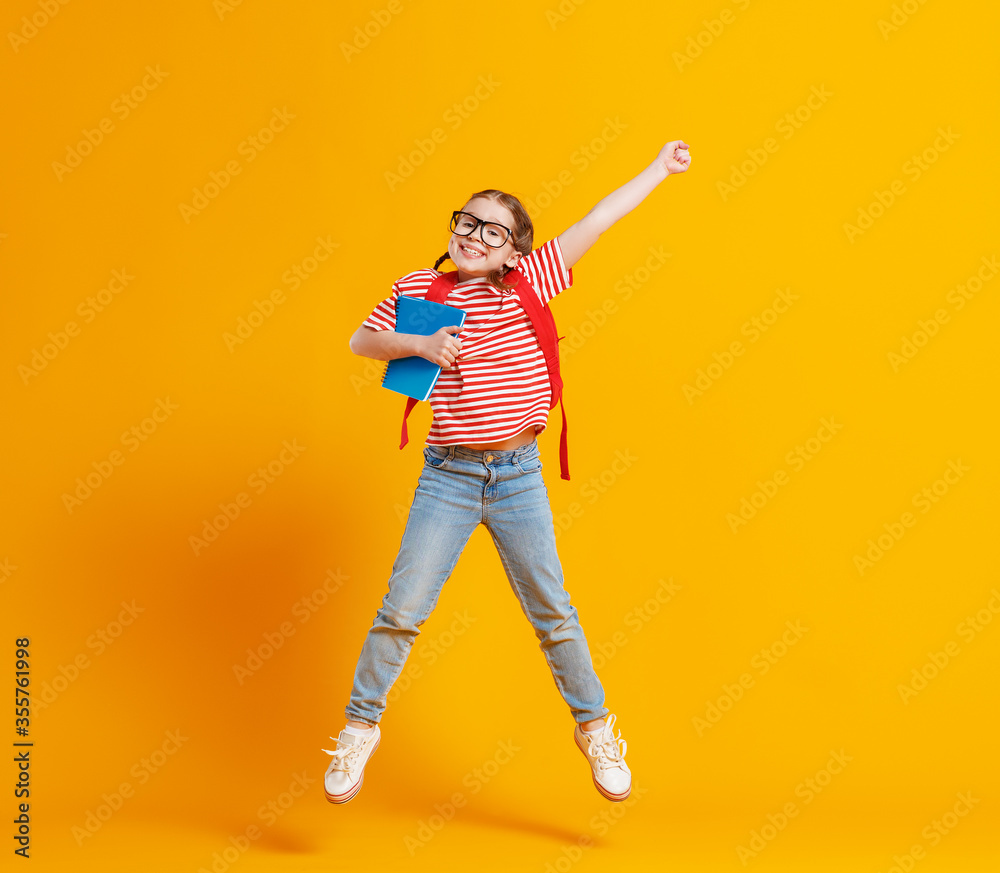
[647,160,671,183]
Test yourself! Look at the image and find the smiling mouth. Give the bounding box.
[460,244,485,259]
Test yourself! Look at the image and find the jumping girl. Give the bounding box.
[324,139,692,805]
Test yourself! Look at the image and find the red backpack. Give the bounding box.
[397,268,571,480]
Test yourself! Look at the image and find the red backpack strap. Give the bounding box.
[400,395,419,449]
[556,386,570,481]
[424,271,459,304]
[399,271,459,449]
[505,270,571,481]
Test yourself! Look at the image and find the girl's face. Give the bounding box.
[447,197,522,283]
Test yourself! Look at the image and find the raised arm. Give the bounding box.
[557,140,691,271]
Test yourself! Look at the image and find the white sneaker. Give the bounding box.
[574,713,631,801]
[321,725,381,804]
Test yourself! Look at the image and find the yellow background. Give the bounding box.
[2,0,997,870]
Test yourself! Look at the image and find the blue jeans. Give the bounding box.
[345,438,609,726]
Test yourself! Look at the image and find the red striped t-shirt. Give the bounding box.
[362,237,573,446]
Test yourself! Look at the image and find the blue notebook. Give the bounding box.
[380,295,467,402]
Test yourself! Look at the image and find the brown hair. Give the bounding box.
[433,189,534,292]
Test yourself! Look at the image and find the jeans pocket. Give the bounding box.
[423,445,449,468]
[516,454,543,475]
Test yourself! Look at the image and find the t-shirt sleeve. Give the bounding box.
[361,280,403,332]
[515,237,574,305]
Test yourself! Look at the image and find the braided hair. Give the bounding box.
[434,189,534,292]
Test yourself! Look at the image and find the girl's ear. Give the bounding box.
[504,250,522,269]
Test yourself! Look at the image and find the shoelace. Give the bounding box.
[583,714,628,772]
[321,736,364,772]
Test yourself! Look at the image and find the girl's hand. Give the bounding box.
[417,325,463,368]
[653,140,691,175]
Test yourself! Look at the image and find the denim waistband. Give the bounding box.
[426,439,538,462]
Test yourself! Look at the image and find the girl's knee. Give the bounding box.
[375,601,428,634]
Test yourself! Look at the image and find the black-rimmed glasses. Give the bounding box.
[449,211,513,248]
